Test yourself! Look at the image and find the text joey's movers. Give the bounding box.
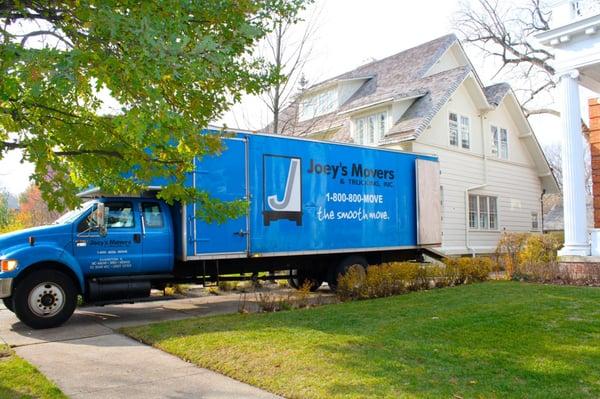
[0,130,441,329]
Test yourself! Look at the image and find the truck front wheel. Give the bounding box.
[2,298,14,312]
[13,270,77,329]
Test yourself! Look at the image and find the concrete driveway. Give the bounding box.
[0,291,300,399]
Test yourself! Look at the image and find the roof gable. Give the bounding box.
[272,34,462,137]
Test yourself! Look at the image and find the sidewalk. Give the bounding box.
[0,290,323,398]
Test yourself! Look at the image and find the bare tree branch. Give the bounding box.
[524,107,560,117]
[453,0,560,119]
[18,29,73,48]
[258,4,322,134]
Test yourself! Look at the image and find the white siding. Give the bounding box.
[424,44,468,77]
[389,81,543,255]
[339,80,367,105]
[391,98,416,125]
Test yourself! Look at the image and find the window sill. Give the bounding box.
[448,144,471,152]
[468,229,500,233]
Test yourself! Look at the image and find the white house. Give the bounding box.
[272,34,560,255]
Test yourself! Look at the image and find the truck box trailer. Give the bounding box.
[0,130,441,328]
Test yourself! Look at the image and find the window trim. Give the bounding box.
[468,194,499,231]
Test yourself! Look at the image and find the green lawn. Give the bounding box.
[0,345,65,399]
[124,282,600,399]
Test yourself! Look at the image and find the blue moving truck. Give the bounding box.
[0,131,441,329]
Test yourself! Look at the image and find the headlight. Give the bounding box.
[0,259,18,272]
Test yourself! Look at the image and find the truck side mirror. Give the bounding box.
[96,203,107,237]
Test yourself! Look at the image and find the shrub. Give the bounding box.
[335,259,492,301]
[336,265,367,301]
[492,232,564,282]
[518,233,562,266]
[511,233,563,282]
[444,257,494,284]
[255,280,316,312]
[256,291,280,312]
[218,281,238,291]
[494,232,564,279]
[495,232,529,277]
[164,284,190,296]
[514,261,562,282]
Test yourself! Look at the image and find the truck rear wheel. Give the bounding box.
[328,255,367,291]
[289,270,322,292]
[287,270,299,289]
[13,270,77,329]
[2,297,14,312]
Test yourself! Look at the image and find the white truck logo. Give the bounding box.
[263,156,302,226]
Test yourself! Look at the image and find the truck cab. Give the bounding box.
[0,197,175,329]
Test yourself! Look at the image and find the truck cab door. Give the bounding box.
[74,200,142,276]
[140,201,173,273]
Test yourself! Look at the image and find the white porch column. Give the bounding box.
[558,70,590,256]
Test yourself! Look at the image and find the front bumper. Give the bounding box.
[0,278,13,299]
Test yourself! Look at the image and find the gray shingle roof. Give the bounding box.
[543,195,593,231]
[384,66,472,143]
[483,83,511,106]
[272,33,512,144]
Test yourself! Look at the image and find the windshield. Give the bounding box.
[54,201,96,225]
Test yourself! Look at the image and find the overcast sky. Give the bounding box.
[0,0,593,195]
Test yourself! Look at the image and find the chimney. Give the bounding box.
[590,98,600,228]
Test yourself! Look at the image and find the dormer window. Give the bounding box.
[449,112,470,149]
[298,88,337,122]
[354,111,387,146]
[491,125,508,159]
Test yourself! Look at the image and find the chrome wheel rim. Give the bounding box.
[28,282,65,317]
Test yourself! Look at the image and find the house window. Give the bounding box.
[489,197,497,229]
[298,89,337,121]
[479,196,488,229]
[449,112,470,149]
[468,195,478,229]
[449,113,459,146]
[491,125,508,159]
[460,116,470,149]
[468,194,498,230]
[355,111,387,145]
[531,212,539,230]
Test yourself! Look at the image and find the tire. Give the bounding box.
[287,270,299,289]
[13,270,78,329]
[290,270,322,292]
[2,297,14,312]
[327,255,367,291]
